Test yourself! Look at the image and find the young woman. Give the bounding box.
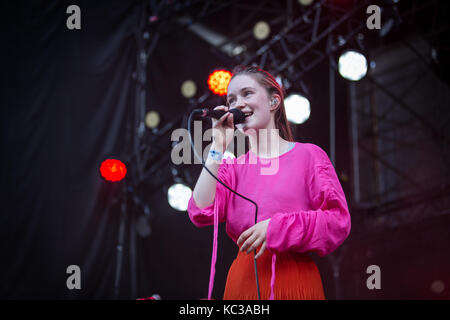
[187,65,351,300]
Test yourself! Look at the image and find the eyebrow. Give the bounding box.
[227,87,255,99]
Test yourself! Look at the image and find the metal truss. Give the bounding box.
[105,0,450,300]
[125,0,241,190]
[349,34,450,235]
[125,0,367,195]
[123,0,450,234]
[211,0,371,96]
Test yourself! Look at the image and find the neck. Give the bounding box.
[248,128,289,158]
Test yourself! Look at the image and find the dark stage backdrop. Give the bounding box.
[1,1,143,299]
[2,0,242,300]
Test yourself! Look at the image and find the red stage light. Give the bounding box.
[207,69,232,96]
[100,159,127,182]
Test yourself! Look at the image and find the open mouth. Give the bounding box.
[243,112,253,118]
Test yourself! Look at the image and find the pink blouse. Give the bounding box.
[187,142,351,300]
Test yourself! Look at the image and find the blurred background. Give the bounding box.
[1,0,449,299]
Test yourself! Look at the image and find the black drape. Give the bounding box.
[1,0,142,299]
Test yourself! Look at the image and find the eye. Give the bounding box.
[228,97,235,104]
[244,91,252,96]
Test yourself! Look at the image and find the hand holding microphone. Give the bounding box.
[194,106,248,153]
[202,107,247,124]
[210,105,236,152]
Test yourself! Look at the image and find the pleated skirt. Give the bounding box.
[223,244,325,300]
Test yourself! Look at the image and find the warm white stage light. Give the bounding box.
[299,0,314,6]
[253,21,270,40]
[284,94,310,124]
[145,111,160,128]
[338,50,368,81]
[167,183,192,211]
[181,80,197,98]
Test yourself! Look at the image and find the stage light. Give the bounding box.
[207,69,232,96]
[284,93,310,124]
[338,50,368,81]
[167,183,192,211]
[181,80,197,98]
[298,0,314,6]
[145,110,160,129]
[431,280,445,294]
[100,159,127,182]
[253,21,270,40]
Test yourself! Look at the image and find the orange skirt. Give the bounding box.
[223,244,325,300]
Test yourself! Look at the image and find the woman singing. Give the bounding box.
[187,65,351,300]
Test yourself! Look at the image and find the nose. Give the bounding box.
[230,97,246,110]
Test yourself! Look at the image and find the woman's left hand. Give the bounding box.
[237,218,271,259]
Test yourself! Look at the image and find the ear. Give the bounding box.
[269,94,281,112]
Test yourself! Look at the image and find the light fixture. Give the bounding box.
[207,69,232,96]
[338,50,368,81]
[284,93,311,124]
[99,159,127,182]
[253,21,270,40]
[431,280,445,294]
[145,111,160,129]
[298,0,314,6]
[181,80,197,98]
[167,183,192,211]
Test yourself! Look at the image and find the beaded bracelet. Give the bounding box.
[208,149,223,161]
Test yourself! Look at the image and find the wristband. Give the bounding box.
[208,149,223,161]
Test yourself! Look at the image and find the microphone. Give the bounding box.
[197,108,248,125]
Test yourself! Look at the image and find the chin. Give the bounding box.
[237,124,261,137]
[237,117,269,134]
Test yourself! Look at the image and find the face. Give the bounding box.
[226,74,275,134]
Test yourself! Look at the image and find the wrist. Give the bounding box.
[210,142,225,153]
[208,148,224,162]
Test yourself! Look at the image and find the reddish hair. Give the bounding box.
[228,65,295,142]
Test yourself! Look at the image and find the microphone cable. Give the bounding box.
[187,109,262,300]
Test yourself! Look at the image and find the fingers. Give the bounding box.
[254,241,266,259]
[212,105,233,128]
[225,112,234,127]
[238,231,254,251]
[212,112,228,127]
[247,237,264,254]
[240,232,265,254]
[237,227,252,247]
[214,105,228,111]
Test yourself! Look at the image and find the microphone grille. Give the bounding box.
[229,108,246,124]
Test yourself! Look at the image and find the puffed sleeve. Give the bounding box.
[266,152,351,257]
[187,158,234,227]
